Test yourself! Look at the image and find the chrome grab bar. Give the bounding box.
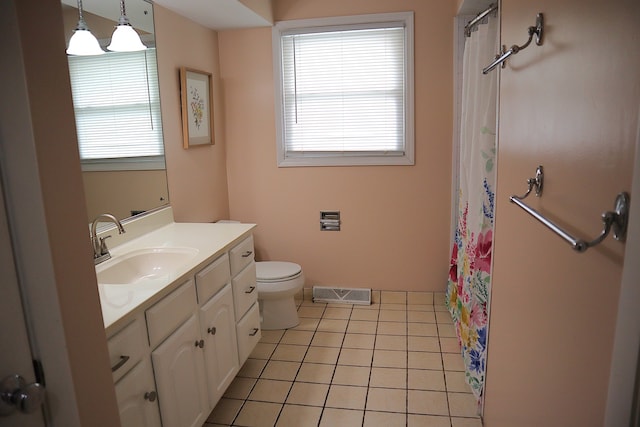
[483,13,544,74]
[510,166,629,253]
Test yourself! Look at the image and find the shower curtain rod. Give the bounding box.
[464,3,498,37]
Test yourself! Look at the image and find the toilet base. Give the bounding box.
[259,297,299,330]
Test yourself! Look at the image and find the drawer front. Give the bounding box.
[108,315,147,382]
[195,253,230,304]
[236,302,261,366]
[229,235,254,276]
[231,261,257,319]
[146,280,197,349]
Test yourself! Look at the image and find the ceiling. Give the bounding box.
[151,0,272,30]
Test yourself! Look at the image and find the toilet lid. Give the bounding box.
[256,261,302,282]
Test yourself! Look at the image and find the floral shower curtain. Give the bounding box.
[446,14,498,405]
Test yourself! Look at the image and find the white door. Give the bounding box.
[0,178,46,427]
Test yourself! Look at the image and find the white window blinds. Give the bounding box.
[274,13,414,167]
[67,49,164,163]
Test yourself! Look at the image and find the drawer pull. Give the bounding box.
[207,327,217,335]
[245,286,256,294]
[111,355,130,373]
[144,391,157,402]
[249,328,259,337]
[241,250,253,258]
[194,339,205,348]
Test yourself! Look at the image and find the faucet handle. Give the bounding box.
[99,235,112,255]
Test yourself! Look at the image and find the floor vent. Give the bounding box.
[312,286,371,305]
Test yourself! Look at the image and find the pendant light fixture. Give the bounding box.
[66,0,104,56]
[107,0,147,52]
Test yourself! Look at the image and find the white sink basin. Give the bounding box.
[97,247,199,285]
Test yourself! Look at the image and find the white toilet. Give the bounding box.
[256,261,304,330]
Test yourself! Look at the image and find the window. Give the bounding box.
[273,12,414,167]
[67,49,164,171]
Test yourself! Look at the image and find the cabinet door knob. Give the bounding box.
[207,327,216,335]
[245,286,256,294]
[194,339,205,348]
[249,328,259,337]
[144,391,157,402]
[241,250,253,258]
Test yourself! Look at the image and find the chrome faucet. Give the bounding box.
[91,213,125,265]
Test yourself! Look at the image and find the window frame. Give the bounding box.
[272,12,415,167]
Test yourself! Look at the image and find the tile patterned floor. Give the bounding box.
[205,291,482,427]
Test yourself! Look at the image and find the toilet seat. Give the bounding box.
[256,261,302,283]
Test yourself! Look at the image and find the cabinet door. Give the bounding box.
[151,314,208,427]
[200,284,240,407]
[114,358,161,427]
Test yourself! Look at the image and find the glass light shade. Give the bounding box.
[66,29,104,56]
[107,25,147,52]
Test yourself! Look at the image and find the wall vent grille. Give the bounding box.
[312,286,371,305]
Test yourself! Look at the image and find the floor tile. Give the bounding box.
[448,392,479,417]
[296,363,335,384]
[379,310,407,322]
[436,311,454,324]
[346,320,378,334]
[234,401,282,427]
[280,330,314,346]
[317,318,348,333]
[366,387,406,412]
[259,330,285,344]
[408,351,443,370]
[408,369,446,391]
[332,365,370,387]
[408,311,437,323]
[325,385,368,410]
[337,348,373,366]
[319,408,364,427]
[408,323,439,337]
[285,382,329,406]
[408,336,441,352]
[250,343,277,359]
[271,344,308,362]
[445,370,471,393]
[434,304,449,312]
[304,346,340,365]
[261,360,301,381]
[375,334,407,351]
[380,303,408,311]
[364,410,407,427]
[223,377,256,400]
[248,379,292,403]
[407,414,452,427]
[407,291,434,305]
[311,331,344,348]
[439,337,461,353]
[377,321,407,335]
[381,291,407,304]
[351,309,379,321]
[292,318,320,331]
[343,333,376,349]
[372,349,407,368]
[451,416,484,427]
[276,404,322,427]
[408,304,435,312]
[297,306,325,319]
[407,390,449,416]
[323,307,352,319]
[437,324,457,338]
[207,398,243,424]
[369,367,406,389]
[237,358,267,378]
[442,353,465,371]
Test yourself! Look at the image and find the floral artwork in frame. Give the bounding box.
[180,67,214,148]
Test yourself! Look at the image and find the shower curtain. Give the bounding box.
[446,14,498,405]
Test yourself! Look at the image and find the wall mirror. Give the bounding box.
[61,0,169,226]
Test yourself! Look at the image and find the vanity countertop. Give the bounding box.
[98,221,256,336]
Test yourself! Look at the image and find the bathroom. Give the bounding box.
[1,0,639,426]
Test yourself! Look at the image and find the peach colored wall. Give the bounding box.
[484,0,639,425]
[155,5,230,222]
[219,0,455,291]
[11,0,120,424]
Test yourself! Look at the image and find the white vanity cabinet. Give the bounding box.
[105,231,260,427]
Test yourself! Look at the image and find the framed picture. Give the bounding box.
[180,67,214,148]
